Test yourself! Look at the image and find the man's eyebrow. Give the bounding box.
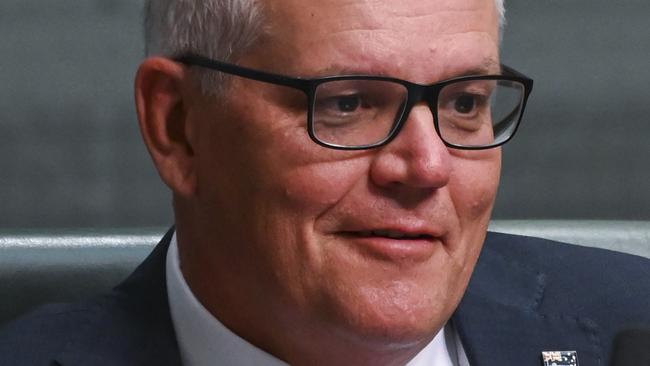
[308,58,501,79]
[310,64,393,78]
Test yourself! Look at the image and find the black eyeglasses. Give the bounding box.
[175,53,533,150]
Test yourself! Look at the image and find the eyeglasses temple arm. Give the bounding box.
[174,53,312,91]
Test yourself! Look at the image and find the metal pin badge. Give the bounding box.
[541,350,578,366]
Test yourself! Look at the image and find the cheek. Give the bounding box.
[444,150,500,273]
[449,150,501,219]
[207,85,369,214]
[279,159,369,215]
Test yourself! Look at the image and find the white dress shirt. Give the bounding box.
[166,233,469,365]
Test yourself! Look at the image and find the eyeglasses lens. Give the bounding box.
[312,78,525,149]
[437,79,525,148]
[312,80,408,148]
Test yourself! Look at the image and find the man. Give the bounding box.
[1,0,648,365]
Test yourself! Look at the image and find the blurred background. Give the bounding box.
[1,0,649,229]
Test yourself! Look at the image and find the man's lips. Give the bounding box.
[338,229,443,263]
[350,229,435,240]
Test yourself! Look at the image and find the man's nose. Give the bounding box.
[369,103,451,189]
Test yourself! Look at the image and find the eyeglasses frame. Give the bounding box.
[175,53,534,150]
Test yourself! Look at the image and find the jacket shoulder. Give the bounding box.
[0,298,106,365]
[0,229,180,366]
[484,232,650,326]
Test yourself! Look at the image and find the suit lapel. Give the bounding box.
[53,228,183,366]
[453,235,604,366]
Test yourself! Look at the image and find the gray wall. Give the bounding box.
[1,0,170,228]
[496,0,650,220]
[2,0,649,229]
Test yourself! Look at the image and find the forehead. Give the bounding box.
[253,0,500,82]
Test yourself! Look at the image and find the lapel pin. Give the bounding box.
[541,350,578,366]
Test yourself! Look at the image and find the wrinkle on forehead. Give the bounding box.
[266,0,497,34]
[311,0,494,20]
[254,0,499,82]
[309,37,498,84]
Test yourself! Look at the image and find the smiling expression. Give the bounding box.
[177,0,502,361]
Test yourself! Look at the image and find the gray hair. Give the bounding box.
[144,0,265,93]
[144,0,506,94]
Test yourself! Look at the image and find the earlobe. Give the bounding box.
[135,57,198,198]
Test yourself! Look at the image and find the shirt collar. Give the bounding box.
[165,232,463,366]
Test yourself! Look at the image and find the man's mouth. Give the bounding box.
[341,229,440,263]
[353,230,434,240]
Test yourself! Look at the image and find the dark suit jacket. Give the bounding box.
[1,230,649,366]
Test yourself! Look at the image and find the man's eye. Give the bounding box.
[336,95,361,112]
[329,95,362,113]
[454,94,479,114]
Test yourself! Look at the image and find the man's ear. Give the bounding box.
[135,57,197,198]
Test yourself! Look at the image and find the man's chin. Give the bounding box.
[322,290,452,350]
[331,314,445,356]
[311,246,465,343]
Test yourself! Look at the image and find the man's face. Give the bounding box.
[186,0,500,350]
